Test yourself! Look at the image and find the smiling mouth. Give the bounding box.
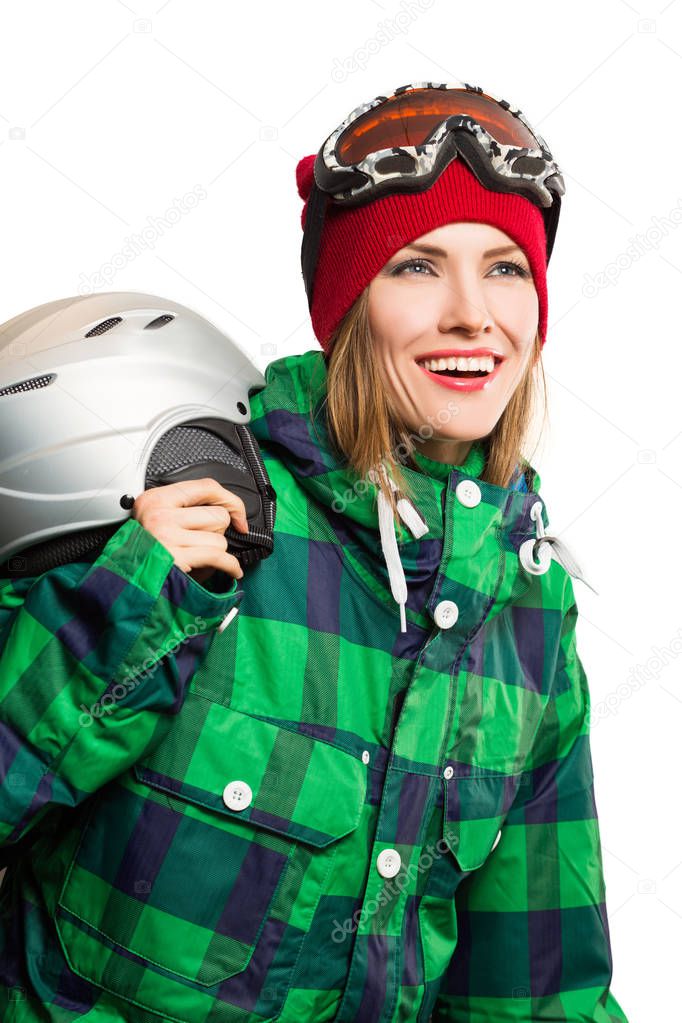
[415,355,504,378]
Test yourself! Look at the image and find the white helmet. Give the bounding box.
[0,291,276,577]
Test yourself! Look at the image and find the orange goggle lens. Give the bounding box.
[336,87,540,166]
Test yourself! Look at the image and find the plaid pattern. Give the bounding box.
[0,350,628,1022]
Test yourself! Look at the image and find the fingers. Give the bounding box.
[138,478,249,532]
[172,506,233,533]
[175,546,244,579]
[170,528,229,550]
[131,477,250,582]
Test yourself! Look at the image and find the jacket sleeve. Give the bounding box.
[433,571,629,1023]
[0,517,244,851]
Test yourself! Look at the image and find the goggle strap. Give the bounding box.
[301,180,330,311]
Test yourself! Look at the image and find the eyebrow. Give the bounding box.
[400,241,525,259]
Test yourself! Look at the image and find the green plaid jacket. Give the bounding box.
[0,350,629,1022]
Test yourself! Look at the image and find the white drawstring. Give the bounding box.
[519,500,598,595]
[371,476,597,632]
[369,465,428,633]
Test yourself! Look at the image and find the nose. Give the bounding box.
[437,273,492,335]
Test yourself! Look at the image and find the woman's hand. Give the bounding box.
[131,477,249,585]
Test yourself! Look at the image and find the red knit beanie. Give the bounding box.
[296,153,549,353]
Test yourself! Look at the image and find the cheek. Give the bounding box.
[489,284,539,338]
[368,283,431,342]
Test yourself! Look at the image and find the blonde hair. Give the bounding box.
[309,286,548,529]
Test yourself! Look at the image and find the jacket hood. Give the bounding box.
[247,350,545,632]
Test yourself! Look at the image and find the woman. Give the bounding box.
[0,82,628,1022]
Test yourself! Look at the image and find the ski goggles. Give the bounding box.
[302,80,565,309]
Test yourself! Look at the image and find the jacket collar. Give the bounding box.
[248,350,547,630]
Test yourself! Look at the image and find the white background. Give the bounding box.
[0,1,680,1018]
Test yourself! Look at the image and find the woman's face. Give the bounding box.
[367,221,540,464]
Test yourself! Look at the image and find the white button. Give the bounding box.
[443,765,454,780]
[492,829,502,851]
[433,600,459,629]
[455,479,481,508]
[376,848,401,879]
[361,750,370,765]
[217,606,239,633]
[222,780,252,811]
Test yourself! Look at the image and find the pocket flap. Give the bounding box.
[442,771,520,872]
[134,696,366,847]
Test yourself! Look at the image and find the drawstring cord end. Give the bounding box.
[399,601,407,634]
[519,500,599,595]
[370,464,422,634]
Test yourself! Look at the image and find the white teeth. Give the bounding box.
[418,355,497,373]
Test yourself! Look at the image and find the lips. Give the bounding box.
[415,354,505,393]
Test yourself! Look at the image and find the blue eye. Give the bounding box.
[490,260,530,279]
[390,257,433,276]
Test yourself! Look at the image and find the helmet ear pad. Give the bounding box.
[0,419,276,580]
[144,418,277,567]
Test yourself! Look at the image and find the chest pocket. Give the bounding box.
[441,770,522,872]
[416,770,524,987]
[54,695,366,1021]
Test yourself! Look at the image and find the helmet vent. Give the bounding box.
[144,314,175,330]
[85,316,123,338]
[0,372,56,397]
